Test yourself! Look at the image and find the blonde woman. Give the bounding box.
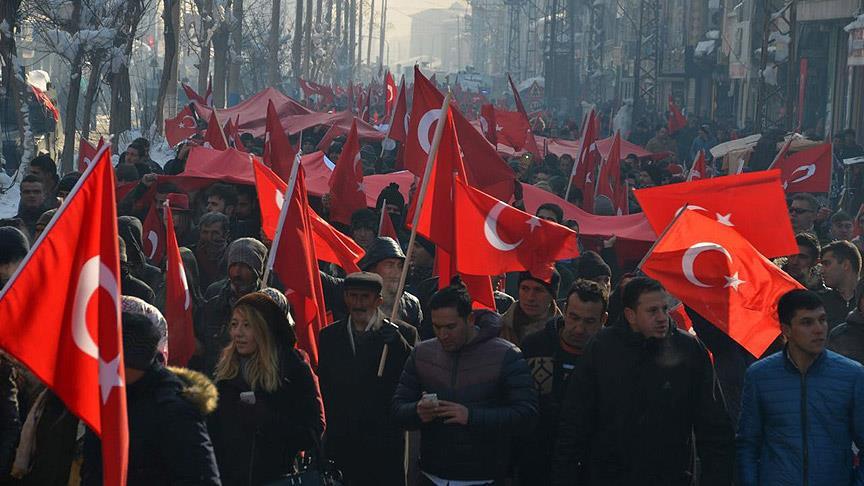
[209,292,325,486]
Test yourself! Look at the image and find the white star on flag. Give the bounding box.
[724,272,746,291]
[526,216,541,232]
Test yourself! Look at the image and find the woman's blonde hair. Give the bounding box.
[215,305,281,392]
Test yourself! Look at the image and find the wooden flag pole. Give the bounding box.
[378,91,452,377]
[261,150,303,287]
[378,199,388,237]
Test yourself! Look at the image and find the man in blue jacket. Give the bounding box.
[737,289,864,485]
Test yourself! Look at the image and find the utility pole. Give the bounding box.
[378,0,387,71]
[505,0,521,78]
[754,0,796,131]
[586,0,606,103]
[632,0,661,123]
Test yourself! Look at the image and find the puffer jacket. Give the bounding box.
[391,310,538,481]
[737,348,864,486]
[82,365,222,485]
[828,309,864,365]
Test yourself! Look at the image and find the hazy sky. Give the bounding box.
[385,0,464,62]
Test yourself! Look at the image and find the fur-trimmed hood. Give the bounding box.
[167,366,218,415]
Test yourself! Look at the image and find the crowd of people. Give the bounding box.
[0,109,863,486]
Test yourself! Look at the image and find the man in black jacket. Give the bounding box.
[818,240,860,330]
[552,277,734,486]
[392,283,537,485]
[828,278,864,365]
[318,272,417,486]
[519,279,608,485]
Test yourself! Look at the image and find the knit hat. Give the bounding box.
[227,238,268,278]
[518,269,561,297]
[376,183,405,212]
[234,292,297,348]
[0,227,29,265]
[358,237,405,271]
[122,295,169,362]
[121,311,163,370]
[576,251,611,280]
[259,287,295,328]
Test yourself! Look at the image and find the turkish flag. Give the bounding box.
[328,120,367,225]
[405,67,515,200]
[773,142,832,193]
[253,159,364,273]
[670,303,693,332]
[77,137,104,173]
[378,209,399,241]
[270,166,326,365]
[453,175,579,281]
[164,106,199,147]
[203,110,228,151]
[596,130,628,215]
[0,145,128,485]
[162,201,196,367]
[569,109,600,194]
[507,74,542,158]
[142,202,165,265]
[182,82,208,106]
[384,71,397,120]
[495,109,534,152]
[480,104,497,145]
[406,106,496,309]
[264,100,298,182]
[641,209,801,357]
[688,150,707,182]
[634,170,797,258]
[387,78,408,143]
[223,117,246,152]
[581,152,599,214]
[667,96,687,134]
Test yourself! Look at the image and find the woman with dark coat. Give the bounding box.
[209,292,325,486]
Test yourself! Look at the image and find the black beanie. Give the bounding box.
[0,227,29,265]
[121,312,162,370]
[376,183,405,211]
[518,269,561,297]
[576,251,611,280]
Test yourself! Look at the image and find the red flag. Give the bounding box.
[77,137,104,173]
[378,208,399,240]
[204,76,213,106]
[405,67,515,200]
[453,176,579,281]
[480,104,498,145]
[580,152,599,214]
[670,304,693,332]
[569,109,600,194]
[270,166,326,365]
[407,106,496,308]
[264,100,297,182]
[299,78,335,107]
[768,137,794,170]
[142,202,165,265]
[328,120,367,225]
[774,142,832,193]
[634,170,797,258]
[162,201,195,367]
[596,130,628,215]
[641,209,801,357]
[387,79,408,143]
[30,86,59,121]
[164,106,199,147]
[203,110,228,151]
[0,146,128,485]
[507,74,542,158]
[667,96,687,134]
[253,159,364,273]
[223,117,247,152]
[384,71,397,120]
[688,150,707,182]
[361,84,373,123]
[182,82,208,106]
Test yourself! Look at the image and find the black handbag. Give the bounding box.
[263,430,343,486]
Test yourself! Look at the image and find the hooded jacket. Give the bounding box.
[499,299,562,347]
[392,310,538,481]
[552,319,734,486]
[118,216,163,291]
[82,365,221,486]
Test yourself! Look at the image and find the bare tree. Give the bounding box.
[302,0,312,76]
[365,0,373,68]
[1,0,35,176]
[108,0,146,141]
[155,0,180,134]
[211,0,233,107]
[227,0,243,103]
[267,0,280,86]
[291,0,302,80]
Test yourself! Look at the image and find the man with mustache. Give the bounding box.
[195,237,267,375]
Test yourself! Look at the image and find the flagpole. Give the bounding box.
[635,202,690,271]
[261,151,303,286]
[378,199,387,237]
[378,91,452,377]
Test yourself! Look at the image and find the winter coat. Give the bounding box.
[817,287,855,331]
[392,311,538,482]
[829,308,864,365]
[210,348,325,486]
[552,320,734,486]
[737,348,864,485]
[320,271,423,327]
[118,216,163,290]
[518,317,582,486]
[0,359,19,483]
[318,316,417,485]
[82,365,222,485]
[16,390,78,486]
